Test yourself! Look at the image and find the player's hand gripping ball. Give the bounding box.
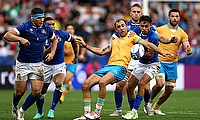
[130,44,145,60]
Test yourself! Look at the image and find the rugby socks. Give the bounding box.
[50,89,62,110]
[62,85,68,93]
[13,93,21,107]
[22,93,37,111]
[133,94,143,110]
[83,98,91,114]
[144,90,152,103]
[128,98,135,110]
[114,91,123,110]
[36,97,44,114]
[95,98,105,114]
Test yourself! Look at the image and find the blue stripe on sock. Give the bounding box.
[97,98,104,105]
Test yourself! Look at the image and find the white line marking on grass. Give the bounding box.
[167,111,197,115]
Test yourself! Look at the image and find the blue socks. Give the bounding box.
[50,89,62,110]
[133,94,144,110]
[114,91,123,110]
[22,93,37,111]
[128,98,135,110]
[36,97,44,114]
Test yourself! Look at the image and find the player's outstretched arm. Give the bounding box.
[76,38,111,56]
[138,39,173,57]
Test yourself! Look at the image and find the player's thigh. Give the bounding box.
[99,72,115,85]
[15,81,27,94]
[83,74,101,88]
[65,71,74,82]
[116,80,127,91]
[127,75,138,89]
[30,79,44,92]
[53,73,65,84]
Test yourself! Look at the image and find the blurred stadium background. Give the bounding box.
[0,0,200,91]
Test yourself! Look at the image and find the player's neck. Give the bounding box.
[132,20,139,24]
[168,23,178,30]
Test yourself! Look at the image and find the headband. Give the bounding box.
[31,13,44,18]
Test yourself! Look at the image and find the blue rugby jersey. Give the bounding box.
[44,30,72,65]
[15,20,54,63]
[112,20,156,38]
[133,26,159,64]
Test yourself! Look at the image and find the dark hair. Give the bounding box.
[114,19,127,28]
[131,3,142,9]
[44,17,54,22]
[65,23,75,30]
[168,9,180,17]
[31,7,44,15]
[139,15,152,23]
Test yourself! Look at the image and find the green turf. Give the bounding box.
[0,89,200,120]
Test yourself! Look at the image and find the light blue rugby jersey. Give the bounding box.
[133,26,159,64]
[44,30,72,65]
[15,20,54,63]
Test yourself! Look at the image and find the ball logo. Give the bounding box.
[130,44,145,60]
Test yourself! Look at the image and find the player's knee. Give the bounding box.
[144,87,150,93]
[55,83,63,92]
[165,82,176,94]
[155,81,165,89]
[39,93,46,99]
[99,80,107,87]
[15,91,25,98]
[126,84,134,93]
[82,82,90,91]
[115,82,126,92]
[138,81,146,88]
[165,82,176,88]
[156,73,165,88]
[32,90,42,98]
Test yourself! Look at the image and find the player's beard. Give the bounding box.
[169,20,178,27]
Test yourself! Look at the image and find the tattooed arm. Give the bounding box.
[76,38,111,56]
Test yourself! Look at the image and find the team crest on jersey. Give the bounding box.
[120,40,124,43]
[56,35,61,41]
[42,29,46,34]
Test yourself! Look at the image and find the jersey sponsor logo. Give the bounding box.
[42,29,46,34]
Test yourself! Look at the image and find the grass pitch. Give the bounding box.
[0,89,200,120]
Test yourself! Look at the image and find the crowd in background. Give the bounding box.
[0,0,200,65]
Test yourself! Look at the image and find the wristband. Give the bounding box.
[167,38,171,43]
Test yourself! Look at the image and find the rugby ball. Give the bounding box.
[130,44,145,60]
